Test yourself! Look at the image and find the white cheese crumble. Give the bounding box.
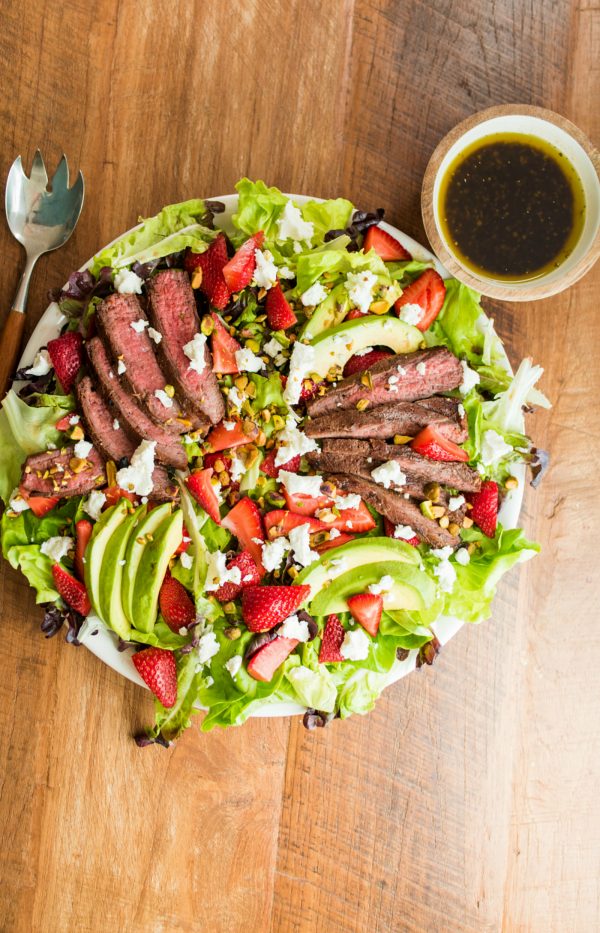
[431,546,457,593]
[278,265,295,279]
[117,359,127,375]
[394,524,417,540]
[9,490,30,513]
[329,528,341,539]
[370,460,407,489]
[280,613,311,642]
[279,470,323,497]
[115,439,156,497]
[398,303,425,326]
[253,249,278,290]
[345,270,378,315]
[277,200,314,243]
[448,494,466,512]
[334,492,361,511]
[261,536,290,572]
[283,341,317,405]
[458,403,466,418]
[41,535,73,563]
[459,359,480,395]
[183,333,208,375]
[481,429,512,466]
[368,574,394,595]
[148,326,162,344]
[26,349,52,377]
[130,318,149,334]
[180,551,193,570]
[455,548,471,566]
[69,414,80,425]
[154,388,173,409]
[288,523,319,568]
[73,439,93,459]
[301,281,328,307]
[204,550,242,592]
[224,654,243,678]
[235,347,266,373]
[354,346,374,357]
[227,385,244,409]
[114,269,144,294]
[112,419,120,431]
[229,452,246,484]
[263,337,284,358]
[397,365,406,376]
[416,361,427,376]
[340,628,370,661]
[196,630,220,665]
[84,490,106,521]
[274,414,319,466]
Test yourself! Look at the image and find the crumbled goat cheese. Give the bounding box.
[481,429,512,465]
[397,365,406,375]
[278,265,295,279]
[263,337,284,359]
[370,460,407,489]
[288,523,319,568]
[224,655,243,678]
[455,548,471,566]
[229,452,246,484]
[398,302,425,326]
[354,346,374,357]
[284,341,317,405]
[345,270,377,315]
[459,359,480,394]
[388,374,399,385]
[279,471,323,497]
[334,493,361,511]
[222,420,236,430]
[253,249,278,290]
[227,386,244,409]
[458,403,465,418]
[180,551,193,570]
[183,333,208,375]
[84,490,106,520]
[416,361,427,376]
[340,628,370,661]
[277,200,314,242]
[329,528,341,539]
[117,359,127,375]
[394,524,417,540]
[148,327,162,344]
[448,494,465,512]
[431,546,457,593]
[115,439,156,497]
[274,414,319,466]
[235,347,265,373]
[154,388,173,409]
[130,318,149,334]
[280,613,311,642]
[261,536,291,572]
[112,419,120,431]
[9,490,30,513]
[197,630,220,665]
[114,269,144,294]
[40,535,73,563]
[301,281,328,307]
[69,414,80,425]
[26,349,52,377]
[205,551,242,592]
[369,574,394,595]
[73,439,93,459]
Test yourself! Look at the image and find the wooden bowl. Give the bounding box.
[421,104,600,300]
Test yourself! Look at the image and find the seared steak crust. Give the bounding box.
[20,447,106,497]
[305,398,467,444]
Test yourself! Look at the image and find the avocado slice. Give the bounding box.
[294,536,420,601]
[310,560,436,615]
[307,315,422,381]
[97,504,147,640]
[130,509,184,633]
[84,500,131,623]
[300,284,350,341]
[122,502,172,625]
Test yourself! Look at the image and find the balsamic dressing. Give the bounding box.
[438,133,586,281]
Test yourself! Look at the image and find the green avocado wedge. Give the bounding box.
[97,504,147,640]
[294,536,420,601]
[310,560,436,616]
[130,509,184,634]
[122,503,172,626]
[84,500,131,624]
[300,283,350,341]
[308,315,422,380]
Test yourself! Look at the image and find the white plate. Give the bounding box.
[18,193,524,718]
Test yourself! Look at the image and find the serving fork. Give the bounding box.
[0,151,84,397]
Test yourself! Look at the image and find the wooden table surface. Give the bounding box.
[1,2,599,931]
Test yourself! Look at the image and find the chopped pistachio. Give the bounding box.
[448,522,460,536]
[356,398,370,411]
[420,500,435,520]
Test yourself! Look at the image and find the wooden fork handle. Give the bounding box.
[0,309,26,400]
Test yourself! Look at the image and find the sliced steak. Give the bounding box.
[305,398,467,443]
[306,347,463,417]
[87,337,187,470]
[20,447,106,498]
[327,474,460,549]
[146,269,225,425]
[150,468,181,503]
[76,376,137,463]
[96,292,197,433]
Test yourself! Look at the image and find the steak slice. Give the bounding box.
[20,447,106,498]
[76,376,137,463]
[306,347,463,417]
[146,269,225,425]
[327,474,460,549]
[305,398,467,443]
[96,292,198,433]
[87,337,187,470]
[150,468,180,503]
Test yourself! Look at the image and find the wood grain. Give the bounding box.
[0,1,599,932]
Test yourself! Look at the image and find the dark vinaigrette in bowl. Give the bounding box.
[438,133,586,281]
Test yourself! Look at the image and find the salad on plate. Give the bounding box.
[0,179,549,744]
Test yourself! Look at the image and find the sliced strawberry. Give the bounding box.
[52,563,91,616]
[159,573,196,633]
[299,377,325,402]
[383,516,419,546]
[260,450,301,479]
[241,584,310,632]
[394,269,446,332]
[347,593,382,637]
[364,225,412,261]
[185,233,231,310]
[343,348,393,378]
[46,331,83,393]
[282,487,333,516]
[214,550,261,603]
[411,425,469,462]
[20,489,59,518]
[222,231,265,292]
[315,532,355,554]
[132,647,177,708]
[264,510,327,539]
[326,499,376,533]
[222,496,265,573]
[203,452,232,472]
[206,420,250,453]
[345,308,367,321]
[318,614,345,663]
[55,413,75,432]
[74,519,93,581]
[468,480,498,538]
[103,486,139,509]
[266,282,297,330]
[186,468,221,524]
[210,311,241,373]
[174,523,192,555]
[247,636,298,682]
